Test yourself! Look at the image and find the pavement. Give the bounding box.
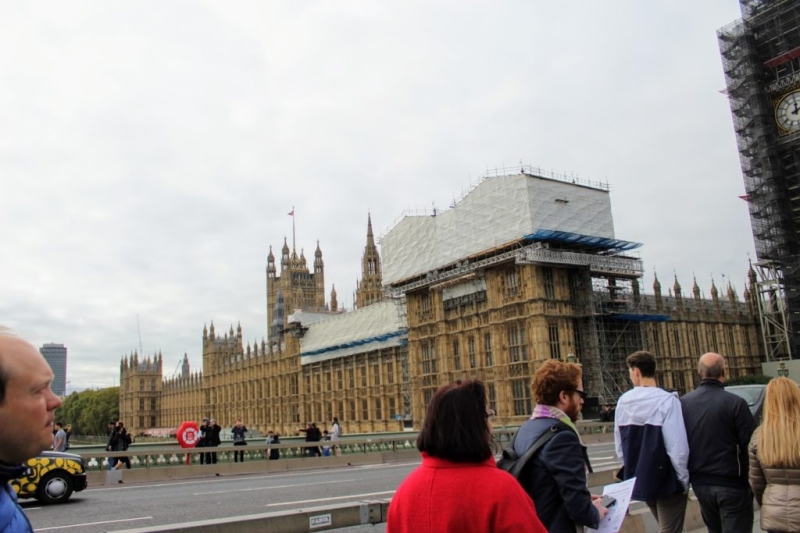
[328,506,767,532]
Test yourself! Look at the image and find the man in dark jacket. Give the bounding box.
[512,359,607,531]
[680,352,756,533]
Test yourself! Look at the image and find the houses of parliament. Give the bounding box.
[120,169,766,436]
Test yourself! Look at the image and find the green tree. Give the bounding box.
[55,387,119,435]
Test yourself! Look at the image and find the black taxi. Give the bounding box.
[11,451,87,504]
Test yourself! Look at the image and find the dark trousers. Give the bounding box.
[233,441,246,462]
[693,484,754,533]
[645,491,688,533]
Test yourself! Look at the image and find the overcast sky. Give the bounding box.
[1,1,753,392]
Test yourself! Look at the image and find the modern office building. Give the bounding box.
[719,1,800,359]
[40,343,67,396]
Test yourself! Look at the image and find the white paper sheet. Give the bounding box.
[587,477,636,533]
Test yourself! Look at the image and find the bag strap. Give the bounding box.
[506,421,568,478]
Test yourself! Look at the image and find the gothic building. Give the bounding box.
[120,170,766,436]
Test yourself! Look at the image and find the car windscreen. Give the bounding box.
[727,386,764,407]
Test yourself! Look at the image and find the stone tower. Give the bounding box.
[119,351,163,435]
[356,214,384,308]
[266,237,326,342]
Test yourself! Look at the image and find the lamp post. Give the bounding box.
[778,362,789,377]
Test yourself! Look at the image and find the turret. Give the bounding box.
[331,284,338,312]
[653,272,663,310]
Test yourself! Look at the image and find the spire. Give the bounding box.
[331,284,338,312]
[673,275,682,299]
[367,212,375,246]
[653,271,662,310]
[710,277,719,302]
[692,275,701,300]
[281,238,290,270]
[356,213,384,309]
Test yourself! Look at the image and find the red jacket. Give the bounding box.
[387,453,547,533]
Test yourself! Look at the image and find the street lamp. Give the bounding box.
[778,362,789,377]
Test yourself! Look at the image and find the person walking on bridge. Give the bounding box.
[387,379,546,533]
[681,353,755,533]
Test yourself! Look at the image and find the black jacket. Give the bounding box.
[513,418,599,532]
[680,379,756,489]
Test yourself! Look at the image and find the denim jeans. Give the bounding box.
[692,484,754,533]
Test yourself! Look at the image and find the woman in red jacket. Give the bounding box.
[387,380,547,533]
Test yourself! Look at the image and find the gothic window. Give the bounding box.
[150,378,156,391]
[362,399,369,420]
[724,325,734,355]
[423,387,436,407]
[468,336,476,368]
[375,398,383,419]
[150,416,156,428]
[710,327,718,352]
[349,368,355,388]
[389,397,396,418]
[422,341,437,374]
[360,366,367,387]
[543,267,555,300]
[372,364,381,385]
[453,339,461,371]
[387,363,395,384]
[505,267,520,296]
[512,379,532,416]
[548,321,561,359]
[487,382,497,414]
[139,399,144,411]
[368,260,376,275]
[508,323,528,362]
[484,333,493,366]
[349,400,356,421]
[139,379,144,391]
[150,398,156,410]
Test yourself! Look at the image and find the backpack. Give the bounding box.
[497,421,568,479]
[334,423,343,437]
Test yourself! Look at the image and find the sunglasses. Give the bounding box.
[572,389,588,401]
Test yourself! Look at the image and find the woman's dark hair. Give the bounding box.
[416,380,492,463]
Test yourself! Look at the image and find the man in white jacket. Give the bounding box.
[615,350,690,533]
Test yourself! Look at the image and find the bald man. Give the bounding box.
[680,353,756,533]
[0,329,62,532]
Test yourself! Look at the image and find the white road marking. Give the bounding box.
[35,516,153,530]
[194,478,353,496]
[267,490,396,507]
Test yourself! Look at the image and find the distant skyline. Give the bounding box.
[1,1,755,392]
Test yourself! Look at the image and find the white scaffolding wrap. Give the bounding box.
[381,173,615,285]
[299,300,407,365]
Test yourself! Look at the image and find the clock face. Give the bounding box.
[775,90,800,133]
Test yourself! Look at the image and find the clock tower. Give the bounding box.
[719,1,800,360]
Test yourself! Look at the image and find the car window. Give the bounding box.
[727,386,764,407]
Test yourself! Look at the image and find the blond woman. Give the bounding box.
[749,377,800,533]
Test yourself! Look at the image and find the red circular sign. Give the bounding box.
[176,421,200,448]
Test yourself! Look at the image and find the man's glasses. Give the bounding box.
[572,389,588,401]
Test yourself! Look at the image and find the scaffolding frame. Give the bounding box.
[718,0,800,358]
[755,260,793,360]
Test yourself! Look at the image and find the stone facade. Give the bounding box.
[120,174,766,435]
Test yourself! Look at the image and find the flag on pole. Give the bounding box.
[288,208,294,216]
